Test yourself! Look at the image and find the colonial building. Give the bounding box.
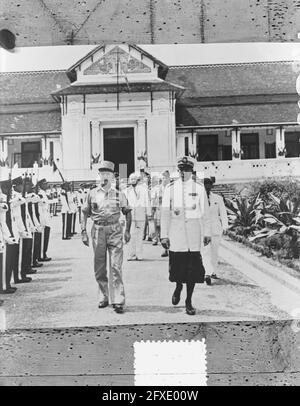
[0,43,300,183]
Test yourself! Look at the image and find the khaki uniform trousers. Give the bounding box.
[91,223,125,305]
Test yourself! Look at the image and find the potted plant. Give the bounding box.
[278,147,287,157]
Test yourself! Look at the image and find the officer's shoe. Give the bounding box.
[0,287,17,294]
[15,277,32,284]
[185,302,196,316]
[211,273,218,280]
[172,287,182,306]
[161,251,169,258]
[33,262,43,268]
[26,269,37,275]
[205,275,212,286]
[39,256,52,262]
[98,300,109,309]
[113,305,124,314]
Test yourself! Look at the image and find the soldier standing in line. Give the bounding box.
[28,182,43,269]
[81,161,132,314]
[10,177,32,284]
[77,183,86,224]
[52,185,59,216]
[160,157,211,316]
[61,182,72,240]
[0,189,17,294]
[68,184,77,236]
[19,176,37,277]
[37,178,52,262]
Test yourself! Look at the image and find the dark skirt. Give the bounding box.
[169,251,205,284]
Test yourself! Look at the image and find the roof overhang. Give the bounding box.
[52,81,185,101]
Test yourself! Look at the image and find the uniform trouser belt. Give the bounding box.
[94,220,119,226]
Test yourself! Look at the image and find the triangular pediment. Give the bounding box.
[83,46,151,76]
[67,44,168,83]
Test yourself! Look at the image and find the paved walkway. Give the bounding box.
[0,216,296,330]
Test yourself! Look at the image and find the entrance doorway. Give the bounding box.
[197,134,218,161]
[241,133,259,160]
[21,141,41,167]
[103,127,135,177]
[285,132,300,158]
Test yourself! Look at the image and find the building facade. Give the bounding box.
[0,43,300,184]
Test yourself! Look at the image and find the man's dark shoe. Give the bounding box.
[15,277,32,284]
[39,257,52,262]
[0,287,16,294]
[172,287,182,306]
[98,300,109,309]
[161,251,169,257]
[205,275,212,286]
[185,302,196,316]
[113,305,124,314]
[33,262,43,268]
[211,273,218,280]
[26,269,37,275]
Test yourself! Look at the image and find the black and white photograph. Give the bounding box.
[1,0,300,388]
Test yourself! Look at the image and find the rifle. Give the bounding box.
[53,160,65,183]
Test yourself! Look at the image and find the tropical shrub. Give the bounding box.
[249,193,300,259]
[225,193,263,237]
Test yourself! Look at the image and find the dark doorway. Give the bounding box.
[103,127,135,176]
[21,141,41,168]
[265,142,276,159]
[285,132,300,158]
[197,134,218,161]
[241,133,259,160]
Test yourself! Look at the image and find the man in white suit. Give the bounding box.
[203,178,229,285]
[124,172,151,261]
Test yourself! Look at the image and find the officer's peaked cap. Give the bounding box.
[177,156,194,169]
[98,161,115,173]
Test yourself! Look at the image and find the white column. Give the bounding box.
[231,128,241,160]
[41,136,48,161]
[276,127,286,158]
[91,121,101,160]
[137,119,146,157]
[0,138,8,162]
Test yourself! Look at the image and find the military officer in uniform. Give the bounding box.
[203,178,229,285]
[61,182,72,240]
[160,157,211,315]
[81,161,132,314]
[0,189,17,294]
[37,178,52,262]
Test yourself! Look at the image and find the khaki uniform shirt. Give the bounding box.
[82,185,131,223]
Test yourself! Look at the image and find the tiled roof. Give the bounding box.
[176,102,299,126]
[166,62,299,98]
[0,71,70,105]
[0,111,61,133]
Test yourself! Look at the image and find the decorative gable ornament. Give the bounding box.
[83,46,151,76]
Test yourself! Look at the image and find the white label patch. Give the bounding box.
[134,340,207,386]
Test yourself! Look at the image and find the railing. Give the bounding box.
[194,157,300,183]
